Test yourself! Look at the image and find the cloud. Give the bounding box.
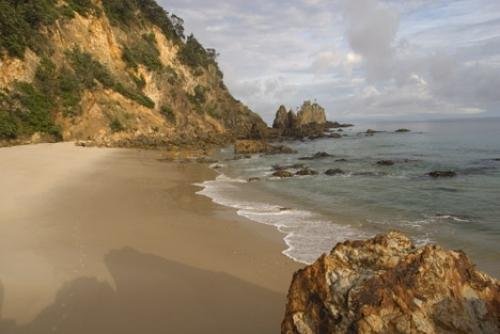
[160,0,500,122]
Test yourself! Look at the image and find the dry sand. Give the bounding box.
[0,142,301,334]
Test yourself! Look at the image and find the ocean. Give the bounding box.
[197,118,500,277]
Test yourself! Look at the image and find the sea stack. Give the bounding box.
[282,231,500,334]
[272,101,328,139]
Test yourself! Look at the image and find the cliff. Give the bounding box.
[0,0,266,147]
[282,232,500,334]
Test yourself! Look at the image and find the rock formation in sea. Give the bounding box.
[234,140,296,155]
[0,0,266,148]
[282,231,500,334]
[272,101,351,139]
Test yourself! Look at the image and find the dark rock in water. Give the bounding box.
[353,171,387,177]
[335,158,348,162]
[299,152,333,160]
[273,163,305,171]
[248,177,261,182]
[325,168,345,176]
[325,121,353,128]
[295,168,319,176]
[235,154,252,160]
[428,170,457,178]
[327,133,342,139]
[377,160,395,166]
[272,170,294,178]
[395,128,411,133]
[492,158,500,161]
[234,140,296,155]
[282,232,500,334]
[265,144,298,155]
[195,157,219,164]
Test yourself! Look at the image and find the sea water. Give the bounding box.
[196,118,500,277]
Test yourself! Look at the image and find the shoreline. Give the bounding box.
[0,142,301,333]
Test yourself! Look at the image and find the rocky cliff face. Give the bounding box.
[282,232,500,334]
[0,0,266,147]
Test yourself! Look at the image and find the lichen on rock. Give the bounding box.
[282,231,500,334]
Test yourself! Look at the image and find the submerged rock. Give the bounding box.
[428,170,457,178]
[295,168,319,176]
[327,133,342,139]
[299,152,333,160]
[377,160,395,166]
[272,163,305,171]
[234,140,296,155]
[248,177,261,182]
[282,231,500,334]
[272,170,294,178]
[325,168,345,176]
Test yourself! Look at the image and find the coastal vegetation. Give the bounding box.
[0,0,266,148]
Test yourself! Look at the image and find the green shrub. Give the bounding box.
[131,73,146,90]
[58,67,82,116]
[122,33,162,72]
[113,83,155,109]
[67,48,154,109]
[0,0,96,58]
[102,0,137,26]
[67,48,114,89]
[179,35,212,68]
[66,0,100,17]
[0,110,18,139]
[109,117,125,133]
[160,105,176,123]
[15,82,61,138]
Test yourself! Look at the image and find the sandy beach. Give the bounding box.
[0,143,301,333]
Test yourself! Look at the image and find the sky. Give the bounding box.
[160,0,500,123]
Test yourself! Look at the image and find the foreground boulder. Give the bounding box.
[282,231,500,334]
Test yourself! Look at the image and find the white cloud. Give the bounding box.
[160,0,500,121]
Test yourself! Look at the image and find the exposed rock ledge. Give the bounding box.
[282,231,500,334]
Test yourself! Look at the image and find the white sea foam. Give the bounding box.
[195,173,366,264]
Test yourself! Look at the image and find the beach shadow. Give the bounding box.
[0,248,285,334]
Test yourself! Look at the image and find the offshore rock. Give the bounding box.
[282,231,500,334]
[234,140,296,155]
[272,101,350,140]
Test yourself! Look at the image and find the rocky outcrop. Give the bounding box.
[272,101,350,140]
[272,170,294,178]
[325,168,345,176]
[296,101,326,127]
[282,231,500,334]
[234,140,296,155]
[0,0,266,147]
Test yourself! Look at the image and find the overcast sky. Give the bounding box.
[160,0,500,123]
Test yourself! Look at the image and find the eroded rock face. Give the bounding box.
[271,101,333,139]
[282,232,500,334]
[296,101,326,127]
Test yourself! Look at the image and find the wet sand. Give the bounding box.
[0,143,301,333]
